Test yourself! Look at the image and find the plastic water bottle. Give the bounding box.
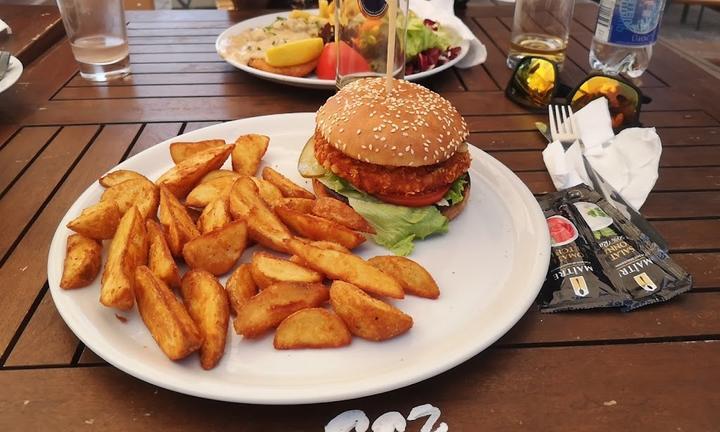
[589,0,667,78]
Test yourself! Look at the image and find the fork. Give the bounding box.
[548,104,579,146]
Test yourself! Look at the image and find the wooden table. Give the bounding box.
[1,3,719,431]
[0,4,64,65]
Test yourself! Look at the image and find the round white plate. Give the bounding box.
[216,10,469,89]
[0,56,23,94]
[48,113,550,404]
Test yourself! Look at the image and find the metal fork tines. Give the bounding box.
[0,51,10,81]
[548,104,579,145]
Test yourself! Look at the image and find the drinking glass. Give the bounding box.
[334,0,409,89]
[506,0,575,70]
[56,0,130,81]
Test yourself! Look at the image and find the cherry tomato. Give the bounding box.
[316,42,371,80]
[375,185,452,208]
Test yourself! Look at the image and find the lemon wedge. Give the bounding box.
[265,38,324,67]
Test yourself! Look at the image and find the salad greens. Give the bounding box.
[405,13,460,60]
[318,172,467,256]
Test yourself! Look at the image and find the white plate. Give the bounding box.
[0,56,23,94]
[48,113,550,404]
[216,10,469,89]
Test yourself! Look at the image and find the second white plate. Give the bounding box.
[216,10,469,89]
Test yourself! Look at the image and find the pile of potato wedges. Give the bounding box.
[60,134,439,370]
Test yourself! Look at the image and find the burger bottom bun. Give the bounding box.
[311,178,471,221]
[440,179,471,221]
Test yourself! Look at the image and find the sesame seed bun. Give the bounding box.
[316,78,469,167]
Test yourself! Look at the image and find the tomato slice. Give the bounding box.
[316,42,371,80]
[375,185,452,207]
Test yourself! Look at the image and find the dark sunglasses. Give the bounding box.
[505,56,651,130]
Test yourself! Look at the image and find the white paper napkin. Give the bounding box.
[542,98,662,210]
[0,19,12,35]
[409,0,487,68]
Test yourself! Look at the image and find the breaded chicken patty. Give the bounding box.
[314,131,471,197]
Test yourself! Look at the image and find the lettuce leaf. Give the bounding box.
[405,13,461,60]
[318,173,450,256]
[443,175,468,206]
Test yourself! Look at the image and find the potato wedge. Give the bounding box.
[312,197,375,234]
[275,206,365,250]
[170,139,226,164]
[368,256,440,299]
[60,234,102,289]
[158,186,200,256]
[231,134,269,175]
[156,144,234,199]
[197,198,231,234]
[262,167,315,199]
[200,169,240,184]
[146,219,181,289]
[312,178,334,199]
[228,176,291,253]
[285,239,403,299]
[99,170,149,188]
[250,251,323,289]
[181,270,230,370]
[185,175,236,209]
[275,197,315,213]
[330,281,412,341]
[249,177,283,207]
[101,206,148,310]
[274,308,351,349]
[100,178,159,220]
[134,266,202,360]
[288,240,350,265]
[234,282,329,338]
[226,263,258,315]
[66,200,121,240]
[308,240,351,254]
[182,220,248,275]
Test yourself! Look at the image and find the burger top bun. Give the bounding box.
[316,77,469,167]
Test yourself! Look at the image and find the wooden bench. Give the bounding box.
[674,0,720,30]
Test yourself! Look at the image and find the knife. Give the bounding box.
[534,122,669,252]
[0,51,10,81]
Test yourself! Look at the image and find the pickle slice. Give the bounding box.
[298,136,326,178]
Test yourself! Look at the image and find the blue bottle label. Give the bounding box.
[595,0,666,46]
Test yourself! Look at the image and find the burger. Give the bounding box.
[298,77,471,255]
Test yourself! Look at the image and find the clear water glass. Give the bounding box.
[56,0,130,81]
[507,0,575,70]
[334,0,409,89]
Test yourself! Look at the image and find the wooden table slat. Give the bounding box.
[3,291,78,367]
[128,44,218,54]
[128,35,220,45]
[129,62,238,74]
[0,126,59,194]
[0,126,99,261]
